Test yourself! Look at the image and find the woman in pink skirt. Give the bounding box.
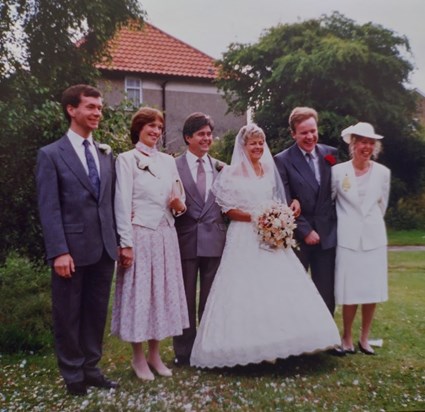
[112,107,189,381]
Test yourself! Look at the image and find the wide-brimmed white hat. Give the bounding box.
[341,122,384,144]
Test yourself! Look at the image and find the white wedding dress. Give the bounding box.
[190,173,341,368]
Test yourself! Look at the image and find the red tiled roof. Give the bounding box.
[96,22,217,79]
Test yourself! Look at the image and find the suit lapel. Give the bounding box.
[342,161,363,214]
[290,145,320,193]
[202,155,218,212]
[177,153,205,208]
[360,161,378,216]
[95,142,109,202]
[58,135,98,199]
[316,145,331,202]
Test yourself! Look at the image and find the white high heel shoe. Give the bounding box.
[147,361,173,377]
[131,360,155,381]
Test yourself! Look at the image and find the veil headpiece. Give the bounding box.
[212,123,286,212]
[230,123,286,203]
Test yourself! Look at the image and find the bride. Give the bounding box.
[190,123,341,368]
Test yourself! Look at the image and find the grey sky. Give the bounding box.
[140,0,425,92]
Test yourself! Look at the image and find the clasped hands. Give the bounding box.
[169,196,186,216]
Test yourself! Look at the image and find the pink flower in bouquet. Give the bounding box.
[256,202,298,250]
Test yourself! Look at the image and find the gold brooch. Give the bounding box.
[342,174,351,192]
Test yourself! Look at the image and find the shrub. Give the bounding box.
[0,253,52,353]
[0,91,135,263]
[386,192,425,230]
[209,129,237,164]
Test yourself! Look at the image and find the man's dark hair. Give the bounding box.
[182,112,214,144]
[61,84,102,123]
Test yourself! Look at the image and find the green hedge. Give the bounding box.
[0,253,52,353]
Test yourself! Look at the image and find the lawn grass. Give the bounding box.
[1,251,424,411]
[387,229,425,246]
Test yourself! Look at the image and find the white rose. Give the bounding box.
[272,218,282,228]
[98,143,112,155]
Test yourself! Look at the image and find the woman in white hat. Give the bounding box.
[331,122,390,355]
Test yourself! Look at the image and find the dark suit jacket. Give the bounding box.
[274,143,337,250]
[36,135,118,265]
[175,153,227,259]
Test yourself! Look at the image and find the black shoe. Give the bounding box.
[358,341,375,355]
[85,375,119,389]
[66,381,87,396]
[342,346,357,355]
[174,356,190,366]
[327,346,346,357]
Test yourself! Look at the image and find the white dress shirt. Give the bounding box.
[67,129,100,176]
[186,150,213,200]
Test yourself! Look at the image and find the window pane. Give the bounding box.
[126,78,140,88]
[127,89,140,105]
[125,77,142,106]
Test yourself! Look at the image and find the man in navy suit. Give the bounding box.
[274,107,337,315]
[36,84,118,395]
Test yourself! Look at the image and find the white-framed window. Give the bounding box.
[125,77,142,106]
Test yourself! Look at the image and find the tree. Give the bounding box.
[1,0,145,92]
[216,12,425,203]
[0,0,145,261]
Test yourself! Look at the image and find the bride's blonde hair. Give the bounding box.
[238,124,266,145]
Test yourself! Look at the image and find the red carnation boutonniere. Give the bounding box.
[215,160,226,172]
[324,154,337,166]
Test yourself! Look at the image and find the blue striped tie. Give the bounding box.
[83,140,100,199]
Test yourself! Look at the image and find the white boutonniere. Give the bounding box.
[135,154,156,177]
[98,143,112,155]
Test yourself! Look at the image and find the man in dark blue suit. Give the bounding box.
[274,107,337,315]
[36,85,119,395]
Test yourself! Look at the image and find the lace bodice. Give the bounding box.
[212,168,275,214]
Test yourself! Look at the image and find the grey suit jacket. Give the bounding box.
[274,143,337,250]
[36,135,118,265]
[175,153,227,258]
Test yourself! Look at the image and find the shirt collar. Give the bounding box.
[186,149,209,165]
[298,146,317,159]
[67,129,94,146]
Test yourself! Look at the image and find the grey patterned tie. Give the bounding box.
[306,153,317,181]
[196,158,206,202]
[83,140,100,199]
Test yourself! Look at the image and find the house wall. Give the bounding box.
[97,74,246,154]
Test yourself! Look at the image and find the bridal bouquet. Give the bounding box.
[255,202,298,250]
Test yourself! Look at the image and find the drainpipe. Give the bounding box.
[161,80,168,149]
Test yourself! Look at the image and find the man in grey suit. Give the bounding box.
[173,113,227,365]
[274,107,337,315]
[36,84,118,395]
